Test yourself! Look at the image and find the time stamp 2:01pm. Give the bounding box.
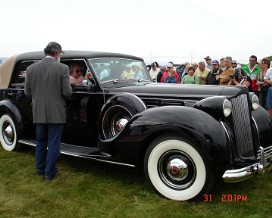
[203,194,248,202]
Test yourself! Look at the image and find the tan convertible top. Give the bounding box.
[0,55,17,89]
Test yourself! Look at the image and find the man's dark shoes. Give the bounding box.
[44,172,60,182]
[37,171,45,177]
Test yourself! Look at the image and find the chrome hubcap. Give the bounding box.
[166,158,188,181]
[115,118,129,132]
[3,123,14,145]
[104,106,132,138]
[158,150,196,190]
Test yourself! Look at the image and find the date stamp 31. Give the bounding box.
[203,194,248,202]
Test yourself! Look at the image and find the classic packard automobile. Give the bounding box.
[0,51,271,201]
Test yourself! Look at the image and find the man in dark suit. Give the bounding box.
[25,42,72,181]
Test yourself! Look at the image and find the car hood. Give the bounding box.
[107,82,247,100]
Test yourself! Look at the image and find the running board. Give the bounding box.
[18,139,111,158]
[60,143,111,158]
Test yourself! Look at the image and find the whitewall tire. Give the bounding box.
[144,135,213,201]
[0,114,20,151]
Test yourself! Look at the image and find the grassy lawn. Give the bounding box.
[0,146,271,218]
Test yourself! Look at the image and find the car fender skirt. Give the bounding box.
[124,106,230,165]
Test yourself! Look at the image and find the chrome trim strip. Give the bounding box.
[19,140,36,147]
[251,116,261,148]
[220,121,231,142]
[61,151,135,167]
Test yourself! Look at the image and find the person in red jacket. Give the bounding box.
[160,62,181,83]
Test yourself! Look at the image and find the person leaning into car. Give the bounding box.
[24,42,72,181]
[69,62,86,85]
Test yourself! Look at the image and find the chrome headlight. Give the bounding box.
[249,93,259,110]
[223,99,232,117]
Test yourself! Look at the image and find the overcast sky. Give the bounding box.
[1,0,272,64]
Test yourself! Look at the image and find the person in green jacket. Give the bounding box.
[242,55,261,93]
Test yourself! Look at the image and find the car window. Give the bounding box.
[61,59,95,86]
[88,58,150,82]
[11,60,38,87]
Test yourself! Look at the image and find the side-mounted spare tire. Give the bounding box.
[99,93,146,140]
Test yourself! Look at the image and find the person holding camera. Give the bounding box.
[228,69,252,92]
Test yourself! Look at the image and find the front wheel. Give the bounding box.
[144,135,214,201]
[0,114,20,151]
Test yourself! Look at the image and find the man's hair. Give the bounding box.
[198,61,205,66]
[44,41,62,56]
[224,56,232,62]
[250,55,257,61]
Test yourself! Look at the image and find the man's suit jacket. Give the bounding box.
[25,57,72,123]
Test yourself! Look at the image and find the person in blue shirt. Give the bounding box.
[131,63,144,80]
[164,69,178,83]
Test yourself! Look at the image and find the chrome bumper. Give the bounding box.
[222,146,272,183]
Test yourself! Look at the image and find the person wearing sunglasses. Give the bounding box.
[69,63,86,85]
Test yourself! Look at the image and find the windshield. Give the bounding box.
[88,58,150,83]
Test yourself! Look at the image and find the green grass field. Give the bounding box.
[0,146,271,218]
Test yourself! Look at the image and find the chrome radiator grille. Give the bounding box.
[230,94,254,157]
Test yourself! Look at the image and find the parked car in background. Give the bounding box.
[0,50,271,201]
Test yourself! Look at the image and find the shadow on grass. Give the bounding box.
[16,144,272,203]
[19,144,149,187]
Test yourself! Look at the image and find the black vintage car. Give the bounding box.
[0,51,271,201]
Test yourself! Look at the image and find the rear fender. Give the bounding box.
[0,99,23,137]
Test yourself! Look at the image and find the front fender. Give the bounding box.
[120,106,230,167]
[252,106,272,148]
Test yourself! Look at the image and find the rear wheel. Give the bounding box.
[144,135,214,201]
[0,114,20,151]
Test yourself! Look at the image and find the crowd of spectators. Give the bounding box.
[148,55,272,115]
